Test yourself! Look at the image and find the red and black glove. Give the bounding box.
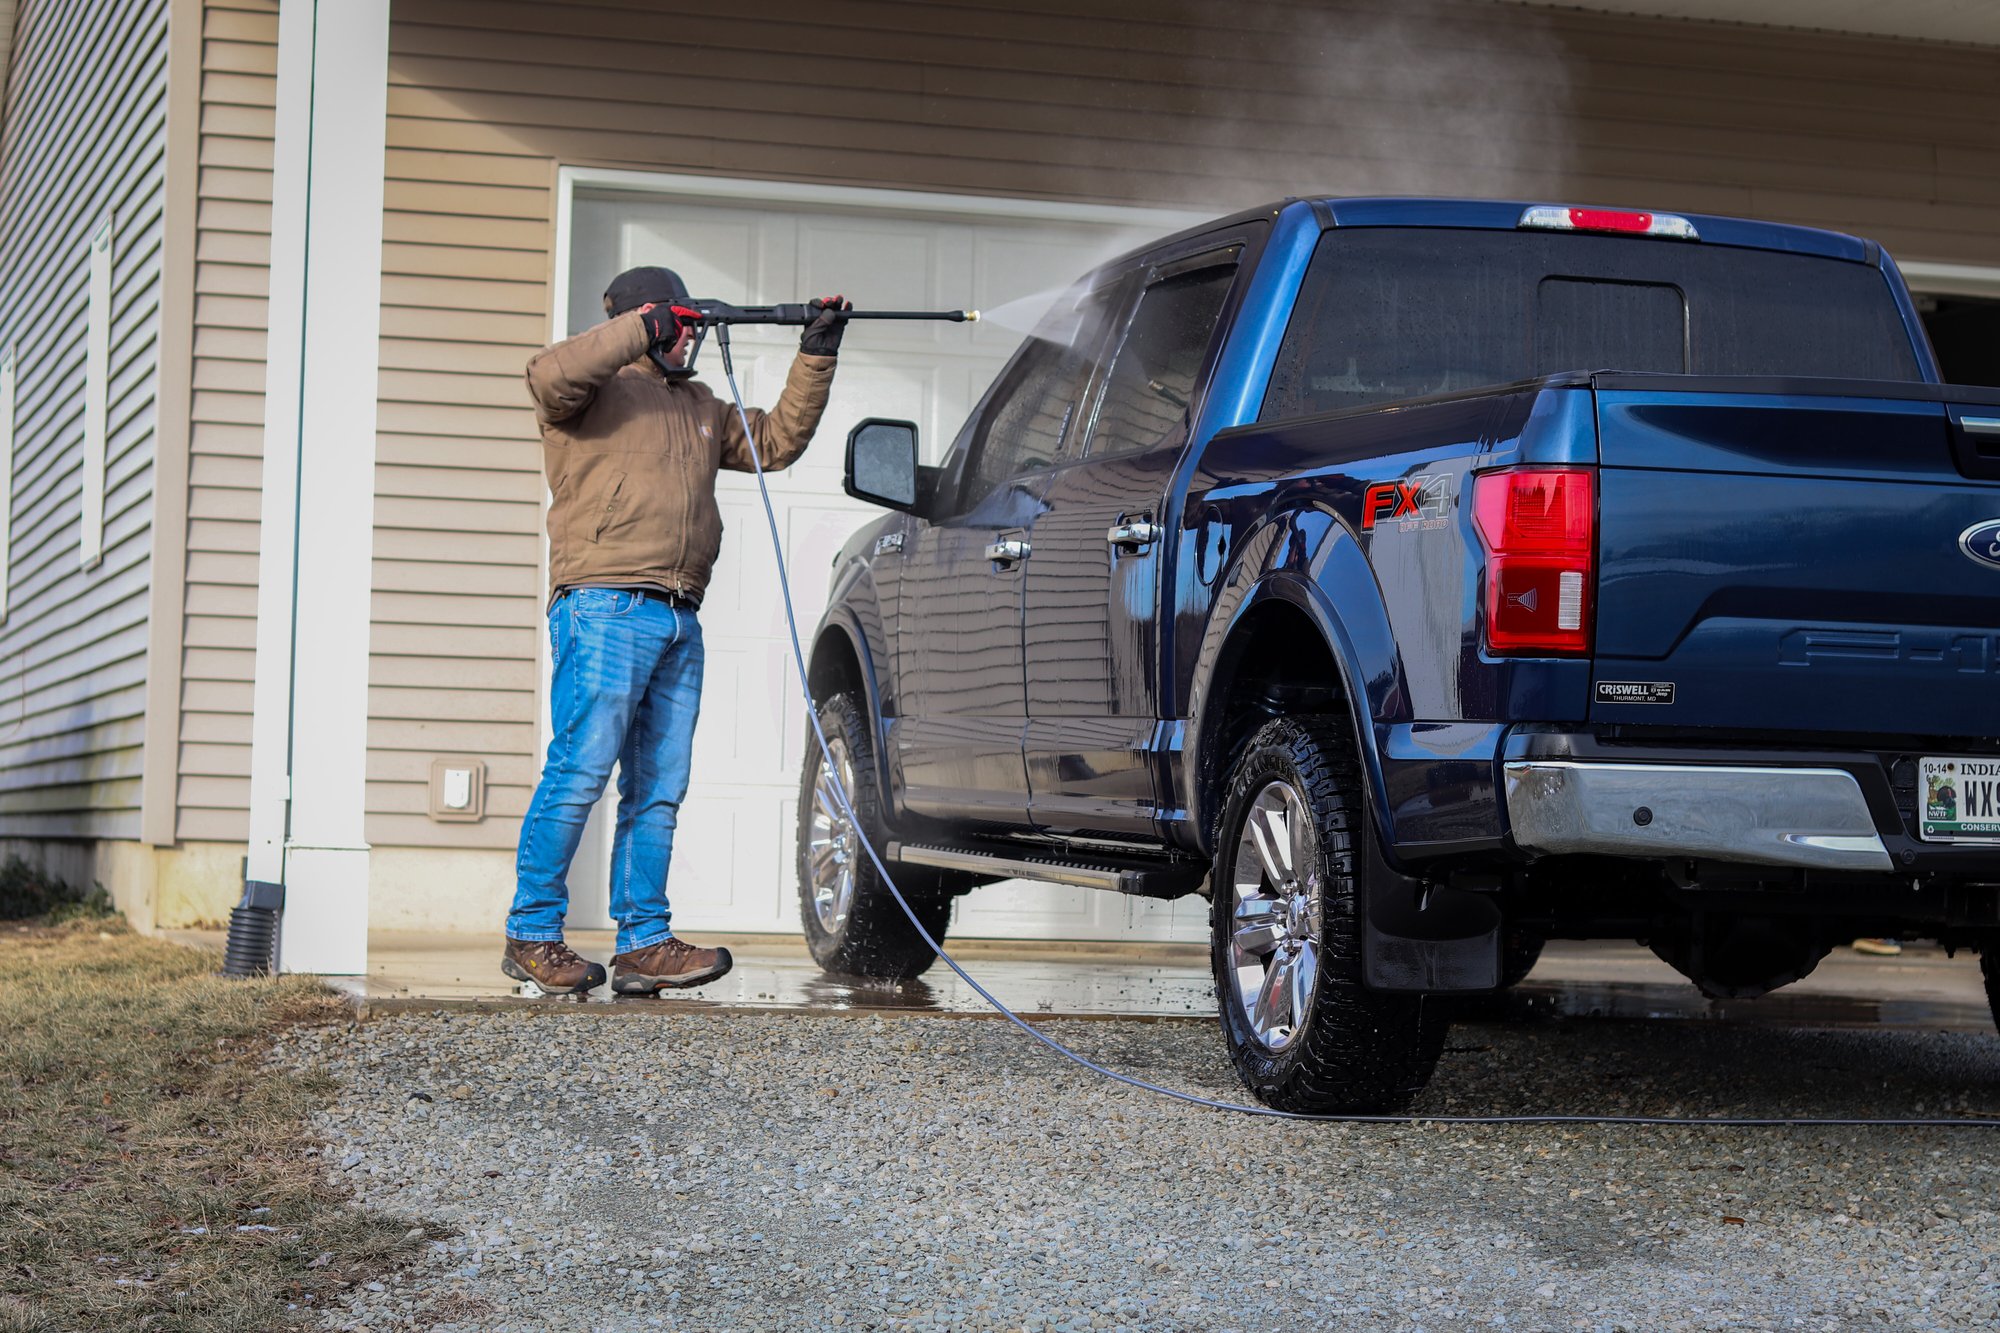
[800,296,851,357]
[636,302,679,347]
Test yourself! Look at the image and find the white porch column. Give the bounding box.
[246,0,391,975]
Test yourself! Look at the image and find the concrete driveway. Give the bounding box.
[333,932,1995,1031]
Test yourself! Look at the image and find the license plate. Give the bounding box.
[1918,757,2000,841]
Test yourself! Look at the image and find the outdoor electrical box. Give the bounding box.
[428,758,486,823]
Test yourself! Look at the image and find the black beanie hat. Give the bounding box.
[603,265,691,317]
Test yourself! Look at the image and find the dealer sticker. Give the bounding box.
[1919,757,2000,841]
[1595,681,1675,706]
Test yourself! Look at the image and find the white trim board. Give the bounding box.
[1902,262,2000,301]
[245,0,314,894]
[248,0,392,976]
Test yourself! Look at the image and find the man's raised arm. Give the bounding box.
[717,352,837,474]
[524,309,649,425]
[718,296,847,473]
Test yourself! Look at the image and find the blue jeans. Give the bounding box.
[508,588,705,954]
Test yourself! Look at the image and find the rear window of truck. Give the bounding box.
[1262,228,1924,420]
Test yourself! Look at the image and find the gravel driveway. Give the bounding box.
[281,1004,2000,1332]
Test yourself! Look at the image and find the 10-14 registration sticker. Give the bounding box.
[1920,757,2000,841]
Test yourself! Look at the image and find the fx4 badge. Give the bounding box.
[873,532,905,556]
[1959,518,2000,571]
[1361,474,1452,532]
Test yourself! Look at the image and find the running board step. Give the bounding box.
[888,841,1206,899]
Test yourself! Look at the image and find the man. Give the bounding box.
[502,265,848,996]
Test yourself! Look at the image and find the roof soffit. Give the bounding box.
[1502,1,2000,48]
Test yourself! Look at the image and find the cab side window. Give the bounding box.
[1083,262,1236,460]
[956,284,1120,511]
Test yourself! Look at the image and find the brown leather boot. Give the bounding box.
[501,938,607,995]
[611,937,734,994]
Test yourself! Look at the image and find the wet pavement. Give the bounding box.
[355,932,1220,1019]
[306,930,1997,1033]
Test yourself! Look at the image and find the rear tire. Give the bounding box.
[796,692,951,980]
[1210,716,1446,1114]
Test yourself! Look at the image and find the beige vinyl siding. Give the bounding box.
[386,0,2000,263]
[176,0,273,843]
[366,121,548,850]
[0,0,169,840]
[0,6,16,137]
[360,0,2000,851]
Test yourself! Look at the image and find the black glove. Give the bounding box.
[800,296,851,357]
[636,303,680,347]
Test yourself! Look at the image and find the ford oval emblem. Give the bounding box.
[1961,519,2000,571]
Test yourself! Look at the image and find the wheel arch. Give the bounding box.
[1184,507,1406,857]
[807,612,894,800]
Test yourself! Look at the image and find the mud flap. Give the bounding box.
[1360,810,1502,992]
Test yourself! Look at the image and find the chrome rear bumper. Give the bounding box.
[1503,761,1894,872]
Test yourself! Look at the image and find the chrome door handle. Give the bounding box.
[1106,521,1160,551]
[984,538,1031,567]
[1962,415,2000,437]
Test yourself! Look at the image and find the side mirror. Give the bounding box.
[844,418,927,514]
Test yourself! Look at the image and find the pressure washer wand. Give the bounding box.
[669,300,979,326]
[662,300,977,375]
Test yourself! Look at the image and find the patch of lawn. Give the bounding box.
[0,920,432,1332]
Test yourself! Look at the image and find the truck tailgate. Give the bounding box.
[1589,378,2000,737]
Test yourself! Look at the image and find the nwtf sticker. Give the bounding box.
[1595,681,1675,705]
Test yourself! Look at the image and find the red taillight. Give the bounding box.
[1518,204,1700,241]
[1472,467,1595,656]
[1569,208,1650,233]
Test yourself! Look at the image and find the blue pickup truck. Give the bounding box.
[798,197,2000,1113]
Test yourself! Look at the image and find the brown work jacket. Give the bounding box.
[524,308,835,607]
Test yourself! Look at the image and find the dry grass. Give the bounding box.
[0,920,433,1332]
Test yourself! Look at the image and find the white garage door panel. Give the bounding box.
[621,215,757,307]
[686,637,787,784]
[799,218,938,319]
[663,790,790,932]
[563,186,1205,943]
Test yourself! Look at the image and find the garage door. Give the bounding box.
[559,183,1210,943]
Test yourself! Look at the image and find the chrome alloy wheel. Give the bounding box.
[1226,780,1323,1052]
[807,735,861,935]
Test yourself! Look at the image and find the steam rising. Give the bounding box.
[968,2,1576,345]
[1239,0,1577,199]
[1130,0,1578,205]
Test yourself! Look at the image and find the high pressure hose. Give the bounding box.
[713,325,2000,1131]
